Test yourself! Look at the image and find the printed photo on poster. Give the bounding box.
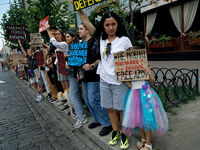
[36,51,44,66]
[39,16,49,33]
[57,51,68,76]
[113,48,149,82]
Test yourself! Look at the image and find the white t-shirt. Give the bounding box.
[97,36,132,85]
[50,37,68,65]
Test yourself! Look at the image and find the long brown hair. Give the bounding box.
[55,29,66,42]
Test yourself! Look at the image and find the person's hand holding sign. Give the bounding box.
[46,24,50,31]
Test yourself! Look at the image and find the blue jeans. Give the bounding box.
[82,81,111,127]
[68,69,84,120]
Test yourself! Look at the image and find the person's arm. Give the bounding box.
[124,81,131,88]
[46,24,53,39]
[82,60,99,71]
[70,0,96,35]
[145,67,154,84]
[38,66,41,80]
[18,39,27,56]
[41,40,50,51]
[29,41,34,56]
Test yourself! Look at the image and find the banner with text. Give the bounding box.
[73,0,105,11]
[36,51,44,66]
[39,16,49,33]
[6,24,29,41]
[114,48,149,82]
[68,42,87,66]
[57,51,68,76]
[30,33,42,47]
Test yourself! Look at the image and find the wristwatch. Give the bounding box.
[91,64,95,70]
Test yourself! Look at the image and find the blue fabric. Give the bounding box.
[82,81,111,127]
[15,66,19,77]
[68,69,84,120]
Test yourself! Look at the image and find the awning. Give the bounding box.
[140,0,178,13]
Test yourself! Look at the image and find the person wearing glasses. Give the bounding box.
[74,4,132,149]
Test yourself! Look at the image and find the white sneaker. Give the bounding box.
[73,118,88,129]
[36,95,43,102]
[72,114,86,120]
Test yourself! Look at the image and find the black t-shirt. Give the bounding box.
[82,37,100,82]
[28,57,38,70]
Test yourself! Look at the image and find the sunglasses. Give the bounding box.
[103,43,111,60]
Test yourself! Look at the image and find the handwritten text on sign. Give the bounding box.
[57,52,68,76]
[68,42,88,66]
[30,33,42,47]
[74,0,105,11]
[36,51,44,66]
[39,16,49,33]
[113,48,149,82]
[6,24,29,41]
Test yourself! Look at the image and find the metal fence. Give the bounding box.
[151,68,199,108]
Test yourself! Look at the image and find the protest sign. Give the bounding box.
[6,24,29,41]
[113,48,149,82]
[39,16,49,33]
[68,42,87,66]
[57,51,68,76]
[73,0,105,11]
[30,33,42,47]
[36,51,44,66]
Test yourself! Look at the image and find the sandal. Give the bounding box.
[140,143,153,150]
[136,138,146,149]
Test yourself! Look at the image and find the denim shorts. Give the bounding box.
[100,78,129,110]
[29,68,43,86]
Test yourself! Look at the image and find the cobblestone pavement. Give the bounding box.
[0,70,101,150]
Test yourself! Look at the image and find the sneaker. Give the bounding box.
[73,118,88,129]
[49,99,58,103]
[109,131,120,146]
[36,95,43,102]
[46,93,52,99]
[99,125,113,136]
[88,122,101,129]
[35,96,40,102]
[120,133,130,149]
[61,105,70,111]
[72,114,86,120]
[57,101,65,106]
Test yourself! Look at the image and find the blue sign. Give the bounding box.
[68,42,88,66]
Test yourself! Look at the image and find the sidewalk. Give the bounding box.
[11,60,200,150]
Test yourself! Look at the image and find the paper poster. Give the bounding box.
[30,33,42,47]
[57,51,68,76]
[68,42,87,66]
[36,51,44,66]
[6,24,29,41]
[73,0,105,11]
[113,48,149,82]
[39,16,49,33]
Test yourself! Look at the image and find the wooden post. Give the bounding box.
[181,3,184,52]
[144,14,148,53]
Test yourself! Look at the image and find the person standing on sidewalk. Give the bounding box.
[73,3,132,148]
[76,25,112,135]
[65,31,88,128]
[123,67,168,150]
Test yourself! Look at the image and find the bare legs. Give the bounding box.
[137,127,152,150]
[60,80,69,91]
[107,109,124,133]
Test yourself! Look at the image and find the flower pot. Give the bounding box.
[148,39,175,49]
[188,36,200,45]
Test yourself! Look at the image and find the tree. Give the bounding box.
[24,0,75,42]
[0,0,28,50]
[88,0,173,46]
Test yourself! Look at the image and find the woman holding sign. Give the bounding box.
[74,2,132,148]
[46,24,69,95]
